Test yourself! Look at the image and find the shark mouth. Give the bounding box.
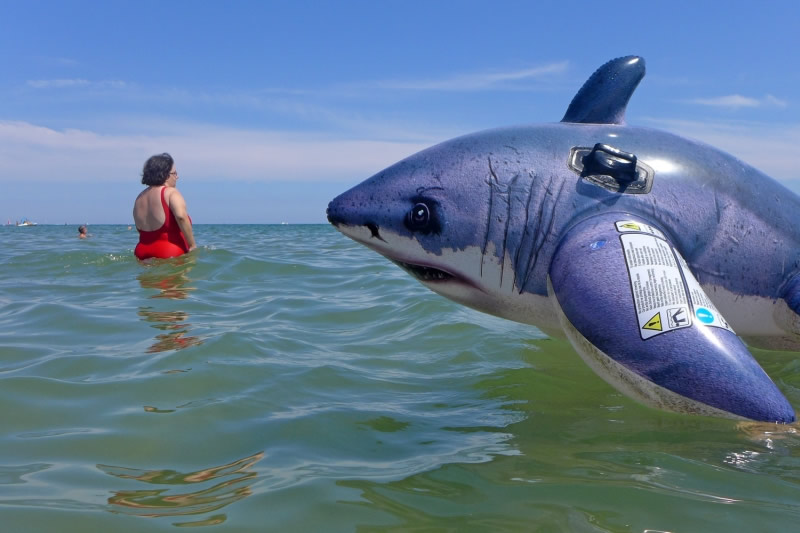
[392,260,454,282]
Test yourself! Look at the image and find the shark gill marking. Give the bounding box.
[482,157,504,278]
[500,172,522,289]
[481,160,495,278]
[511,171,536,291]
[520,174,567,293]
[518,174,553,293]
[484,157,519,288]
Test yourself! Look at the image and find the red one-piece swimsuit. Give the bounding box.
[134,187,191,260]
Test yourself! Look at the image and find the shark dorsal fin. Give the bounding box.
[561,56,645,125]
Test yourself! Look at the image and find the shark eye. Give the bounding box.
[405,196,442,235]
[406,202,432,233]
[409,203,430,228]
[405,199,441,234]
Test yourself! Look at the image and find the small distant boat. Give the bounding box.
[16,219,37,226]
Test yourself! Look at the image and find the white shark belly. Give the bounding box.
[417,244,564,336]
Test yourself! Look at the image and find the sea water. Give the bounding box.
[1,224,799,532]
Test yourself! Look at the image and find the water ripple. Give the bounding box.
[1,225,799,530]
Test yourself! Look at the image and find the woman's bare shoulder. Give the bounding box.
[166,187,186,203]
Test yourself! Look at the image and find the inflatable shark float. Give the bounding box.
[327,56,799,423]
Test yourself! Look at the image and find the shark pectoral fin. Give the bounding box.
[547,213,795,423]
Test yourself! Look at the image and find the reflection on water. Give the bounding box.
[138,308,203,353]
[137,258,202,353]
[137,255,196,300]
[737,421,798,449]
[99,452,263,525]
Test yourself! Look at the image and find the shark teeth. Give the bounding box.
[393,261,454,282]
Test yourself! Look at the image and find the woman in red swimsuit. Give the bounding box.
[133,153,197,260]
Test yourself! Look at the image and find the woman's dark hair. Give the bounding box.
[141,153,174,186]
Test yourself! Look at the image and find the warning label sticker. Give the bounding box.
[615,220,666,239]
[620,233,692,339]
[675,254,735,333]
[643,312,663,332]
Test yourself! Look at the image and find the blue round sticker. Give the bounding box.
[696,307,714,324]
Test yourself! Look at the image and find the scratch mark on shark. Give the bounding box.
[482,157,499,278]
[501,174,513,288]
[519,174,553,293]
[521,175,567,293]
[512,171,536,291]
[484,156,517,288]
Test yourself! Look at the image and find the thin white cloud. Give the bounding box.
[3,113,797,196]
[27,79,90,89]
[686,94,788,109]
[367,62,569,91]
[764,94,788,107]
[99,80,128,89]
[0,120,431,183]
[14,82,454,143]
[26,79,128,89]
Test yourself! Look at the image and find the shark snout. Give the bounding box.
[327,197,386,242]
[326,202,342,226]
[326,195,351,227]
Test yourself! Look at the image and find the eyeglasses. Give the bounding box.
[169,171,178,176]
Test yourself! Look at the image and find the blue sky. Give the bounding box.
[1,0,798,224]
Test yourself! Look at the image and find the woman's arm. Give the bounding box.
[168,190,197,251]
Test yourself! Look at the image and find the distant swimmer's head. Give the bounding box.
[78,225,87,238]
[141,153,175,186]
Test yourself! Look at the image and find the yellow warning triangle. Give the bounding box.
[621,223,640,231]
[643,312,662,331]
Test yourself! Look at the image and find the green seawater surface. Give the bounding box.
[1,224,799,532]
